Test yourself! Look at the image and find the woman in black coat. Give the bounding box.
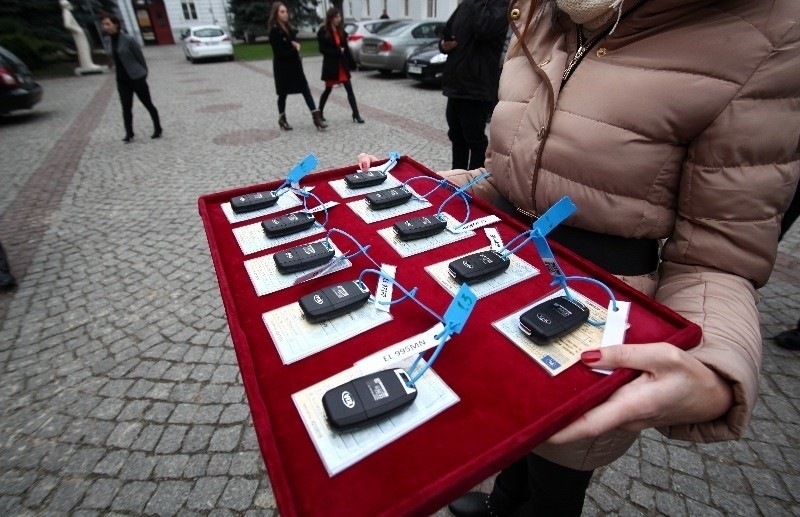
[268,2,326,130]
[317,7,363,124]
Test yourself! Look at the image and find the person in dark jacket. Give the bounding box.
[268,2,326,131]
[439,0,509,170]
[100,13,162,143]
[317,7,364,124]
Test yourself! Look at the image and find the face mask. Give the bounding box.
[555,0,616,25]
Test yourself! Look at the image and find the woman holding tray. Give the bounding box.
[358,0,800,515]
[268,2,326,131]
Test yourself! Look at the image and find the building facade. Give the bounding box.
[116,0,461,46]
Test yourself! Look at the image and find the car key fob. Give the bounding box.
[448,250,510,284]
[299,280,370,323]
[344,169,388,189]
[393,214,448,241]
[365,186,412,210]
[274,241,335,273]
[518,296,591,344]
[322,368,417,430]
[261,211,316,238]
[230,191,279,213]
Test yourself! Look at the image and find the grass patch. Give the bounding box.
[234,41,320,61]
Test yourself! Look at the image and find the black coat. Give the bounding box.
[440,0,509,102]
[317,26,355,81]
[269,25,309,95]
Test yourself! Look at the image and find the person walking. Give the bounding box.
[317,7,364,124]
[268,2,326,131]
[100,13,162,143]
[358,0,800,514]
[439,0,509,170]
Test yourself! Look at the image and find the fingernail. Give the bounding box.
[581,350,602,363]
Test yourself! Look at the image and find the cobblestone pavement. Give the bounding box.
[0,46,798,516]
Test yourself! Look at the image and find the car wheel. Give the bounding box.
[378,69,392,76]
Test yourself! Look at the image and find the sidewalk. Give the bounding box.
[0,45,798,515]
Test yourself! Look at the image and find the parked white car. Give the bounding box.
[181,26,234,63]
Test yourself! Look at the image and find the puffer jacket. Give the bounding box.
[443,0,800,469]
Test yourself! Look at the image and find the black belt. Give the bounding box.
[493,196,659,276]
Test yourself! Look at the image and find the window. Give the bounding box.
[427,0,437,18]
[181,1,197,20]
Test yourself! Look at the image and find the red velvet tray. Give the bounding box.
[198,156,700,517]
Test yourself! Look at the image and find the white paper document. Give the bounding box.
[328,172,403,199]
[376,212,476,257]
[492,289,611,376]
[221,191,303,224]
[263,302,393,364]
[425,247,540,299]
[232,219,326,255]
[243,240,351,296]
[292,360,459,476]
[346,188,432,224]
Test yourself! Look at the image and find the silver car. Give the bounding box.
[359,20,444,75]
[344,19,401,68]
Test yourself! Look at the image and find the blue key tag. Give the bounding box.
[442,283,478,335]
[287,153,319,187]
[380,151,401,173]
[531,229,566,281]
[532,196,577,237]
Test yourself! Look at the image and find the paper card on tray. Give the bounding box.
[232,219,326,255]
[221,190,303,224]
[354,324,447,373]
[377,212,476,257]
[263,302,393,364]
[425,247,540,299]
[243,240,351,297]
[492,289,611,376]
[329,172,403,199]
[292,358,459,476]
[347,187,432,224]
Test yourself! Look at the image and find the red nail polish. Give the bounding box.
[581,350,602,363]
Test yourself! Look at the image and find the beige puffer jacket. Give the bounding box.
[443,0,800,469]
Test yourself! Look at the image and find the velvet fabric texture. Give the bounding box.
[198,156,701,516]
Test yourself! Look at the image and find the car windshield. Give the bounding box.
[377,21,414,36]
[194,28,224,38]
[366,21,399,34]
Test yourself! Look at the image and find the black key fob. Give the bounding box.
[299,280,371,323]
[393,214,448,241]
[518,296,591,344]
[366,186,412,210]
[274,241,336,273]
[344,170,388,189]
[323,368,417,430]
[230,191,279,213]
[261,212,316,238]
[448,250,510,285]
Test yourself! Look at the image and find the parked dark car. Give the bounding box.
[405,40,447,85]
[0,46,43,115]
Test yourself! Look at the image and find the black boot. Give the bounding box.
[279,113,292,131]
[0,242,16,291]
[352,112,365,124]
[775,320,800,350]
[122,133,134,143]
[318,88,331,122]
[151,125,163,139]
[312,110,327,130]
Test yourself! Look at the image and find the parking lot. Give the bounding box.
[0,44,798,515]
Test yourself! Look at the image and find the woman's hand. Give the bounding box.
[546,343,734,444]
[357,153,380,171]
[441,39,458,52]
[292,41,301,51]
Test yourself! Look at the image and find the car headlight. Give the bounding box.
[430,53,447,64]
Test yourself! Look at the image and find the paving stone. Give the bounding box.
[217,479,258,511]
[24,474,59,506]
[0,470,38,496]
[671,472,710,504]
[132,424,164,451]
[207,454,234,476]
[144,401,176,423]
[155,425,189,454]
[187,477,228,510]
[654,490,687,517]
[209,426,242,452]
[111,481,157,513]
[93,450,129,476]
[145,481,192,515]
[106,422,143,449]
[62,446,106,475]
[81,479,122,509]
[229,452,264,476]
[154,454,191,478]
[46,478,91,512]
[740,465,790,501]
[119,452,158,481]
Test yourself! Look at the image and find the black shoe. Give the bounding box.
[122,133,134,143]
[151,127,162,139]
[448,492,492,517]
[774,328,800,350]
[0,271,16,291]
[352,114,365,124]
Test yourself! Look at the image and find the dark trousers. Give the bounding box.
[446,97,491,170]
[780,181,800,240]
[318,81,360,117]
[277,85,316,114]
[0,241,9,274]
[117,78,160,137]
[491,453,594,517]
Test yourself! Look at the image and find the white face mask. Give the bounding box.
[556,0,618,25]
